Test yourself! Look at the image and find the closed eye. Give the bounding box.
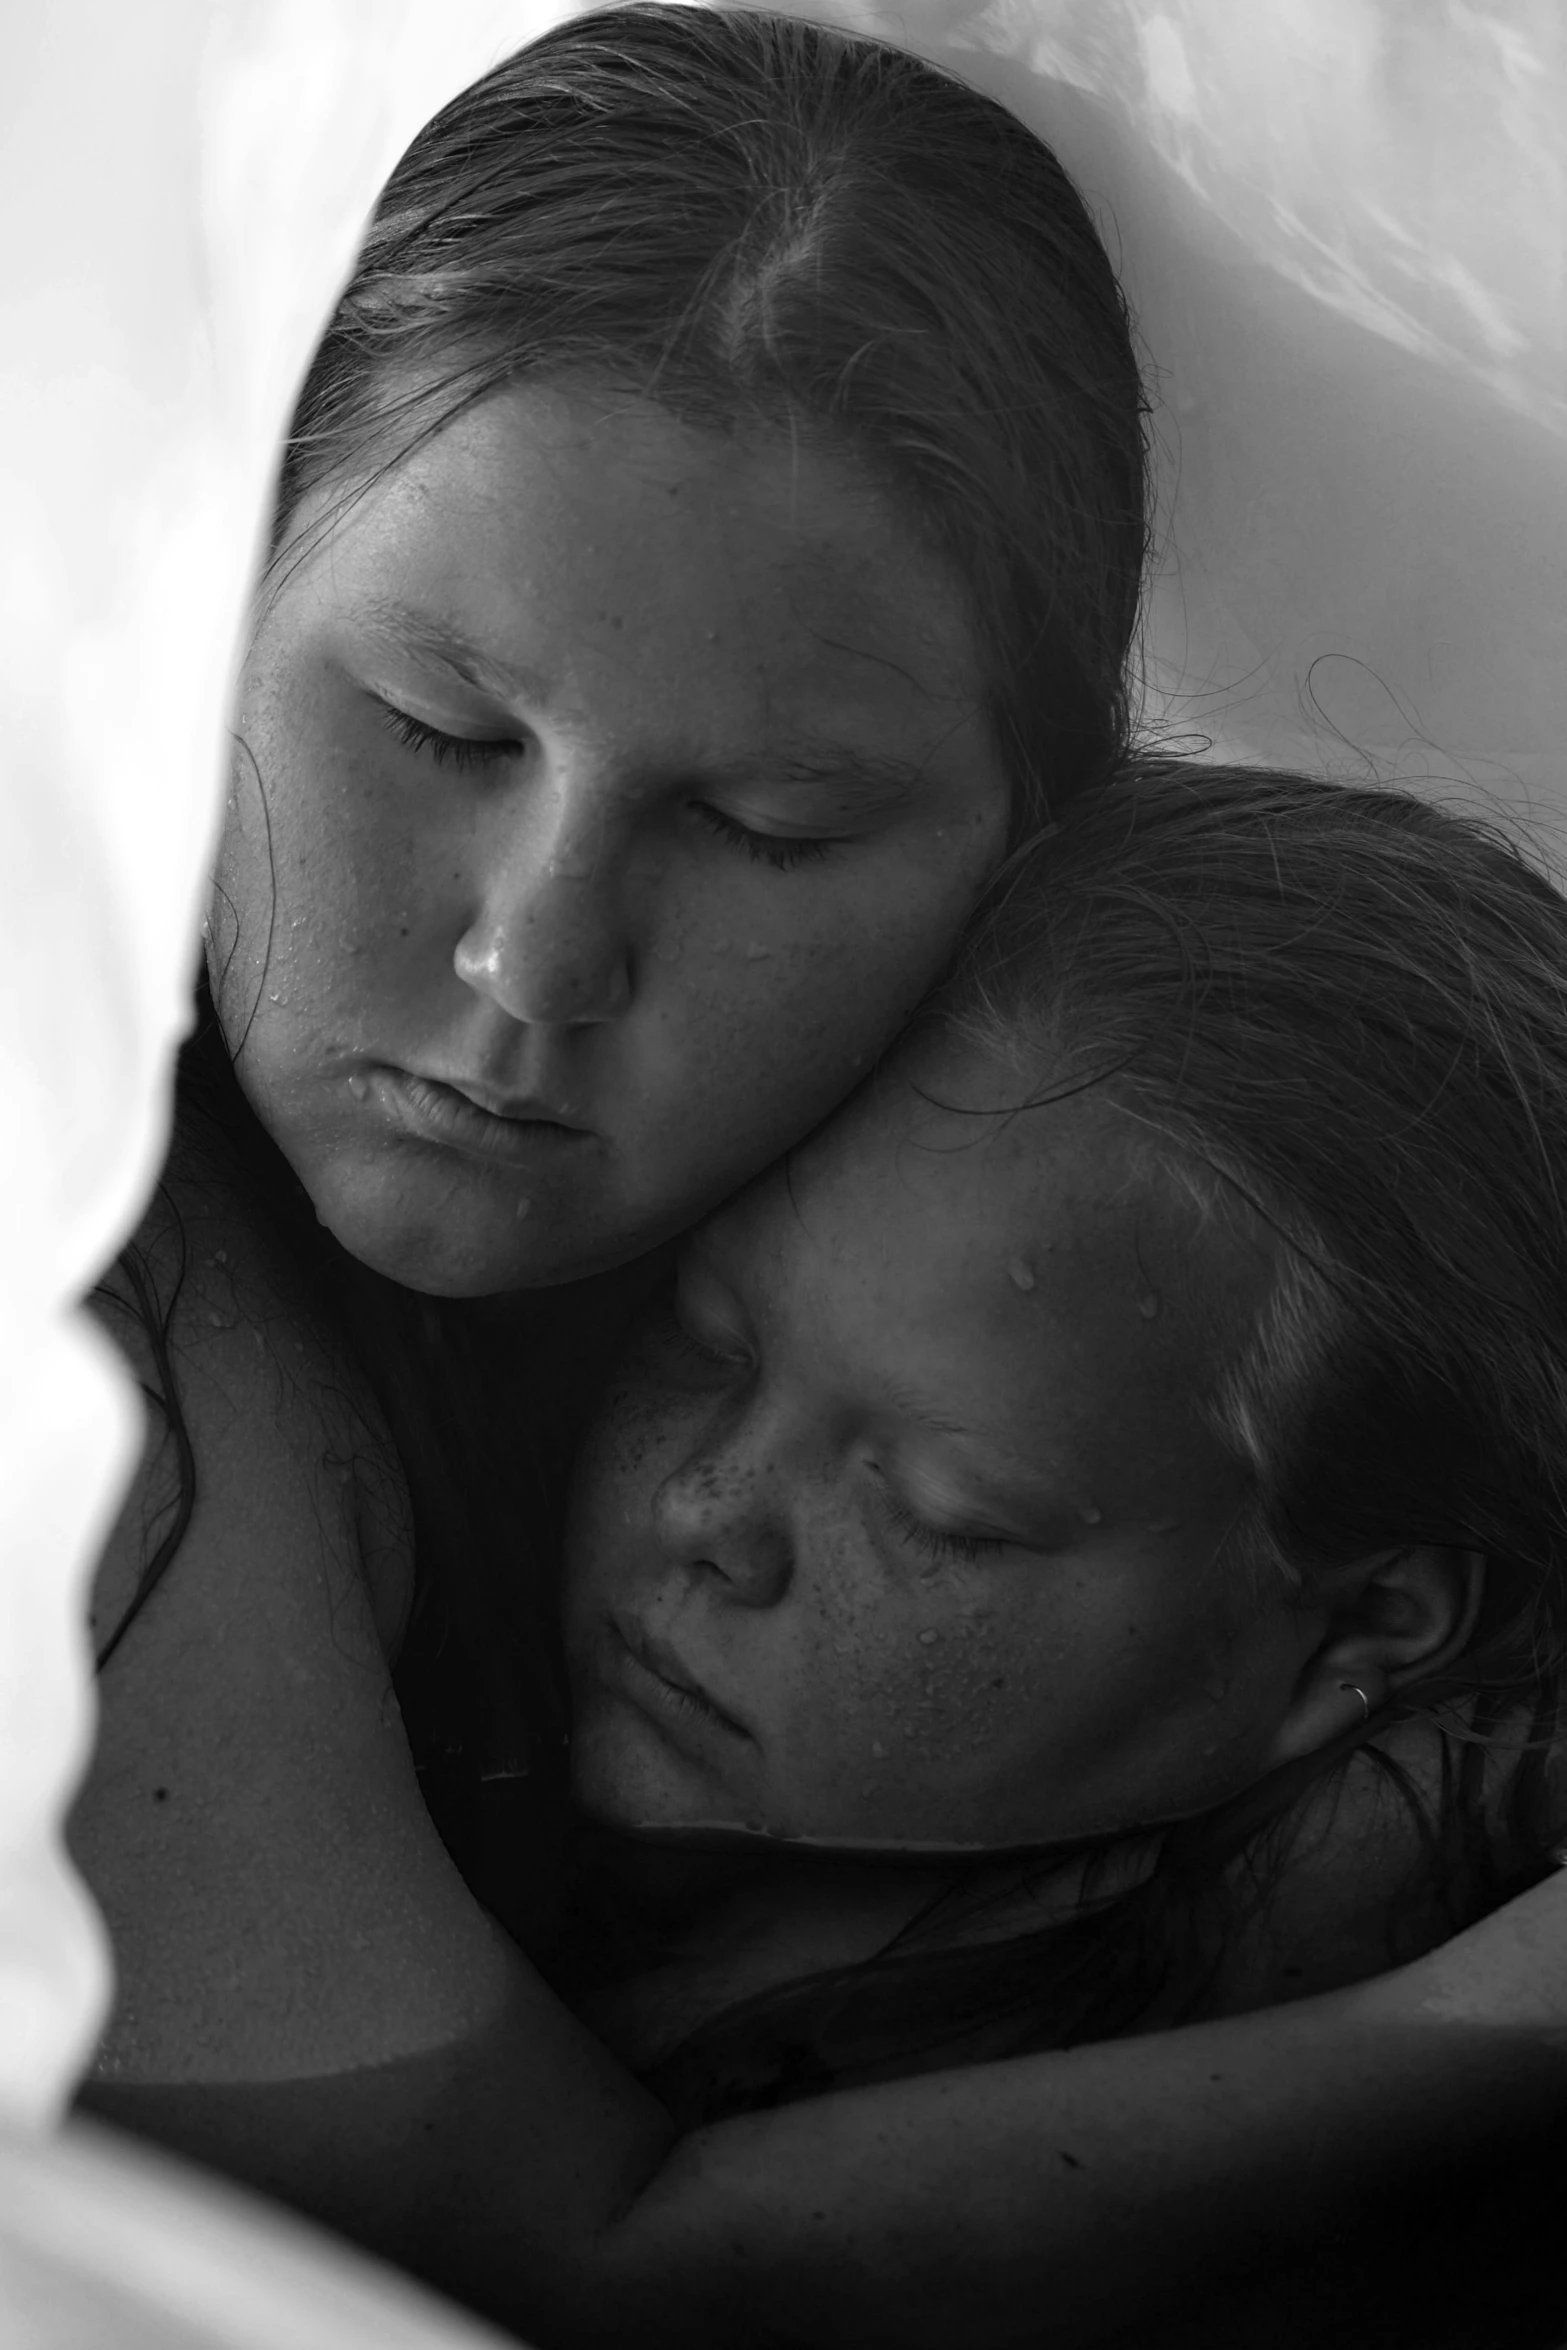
[637,1293,754,1382]
[670,1315,751,1370]
[870,1468,1009,1564]
[374,698,521,774]
[691,802,834,873]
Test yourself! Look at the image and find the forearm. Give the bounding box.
[595,1875,1567,2350]
[81,1877,1567,2349]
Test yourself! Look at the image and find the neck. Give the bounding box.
[563,1814,1147,2074]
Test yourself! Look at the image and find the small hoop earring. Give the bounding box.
[1339,1680,1372,1725]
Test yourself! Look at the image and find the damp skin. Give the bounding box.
[218,384,1008,1296]
[564,1035,1323,1854]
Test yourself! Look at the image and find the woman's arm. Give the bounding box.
[73,1197,673,2306]
[74,1201,1567,2348]
[594,1893,1567,2348]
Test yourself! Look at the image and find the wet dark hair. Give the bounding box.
[948,760,1567,1669]
[626,758,1567,2124]
[275,2,1150,827]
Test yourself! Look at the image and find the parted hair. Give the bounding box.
[274,2,1150,828]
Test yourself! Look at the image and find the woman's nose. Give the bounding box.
[651,1438,794,1609]
[452,790,633,1027]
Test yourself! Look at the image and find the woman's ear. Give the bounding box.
[1265,1545,1486,1767]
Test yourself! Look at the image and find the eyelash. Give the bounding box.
[642,1324,1004,1561]
[377,703,838,871]
[654,1300,753,1377]
[375,701,518,774]
[692,803,834,873]
[879,1487,1007,1565]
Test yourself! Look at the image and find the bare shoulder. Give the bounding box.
[73,1160,510,2086]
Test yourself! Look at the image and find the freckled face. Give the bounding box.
[220,382,1008,1294]
[563,1040,1317,1851]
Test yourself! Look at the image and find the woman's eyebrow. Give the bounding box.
[356,596,552,702]
[877,1375,988,1445]
[357,602,944,802]
[878,1374,1061,1488]
[713,741,939,804]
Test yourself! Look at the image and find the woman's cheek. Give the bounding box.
[773,1561,1048,1835]
[564,1381,683,1602]
[663,865,957,1061]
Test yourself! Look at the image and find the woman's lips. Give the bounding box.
[367,1067,594,1164]
[609,1619,752,1743]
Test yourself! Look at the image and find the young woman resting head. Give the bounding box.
[221,0,1147,1302]
[561,757,1567,2123]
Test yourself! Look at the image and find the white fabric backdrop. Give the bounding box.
[1,0,1562,2132]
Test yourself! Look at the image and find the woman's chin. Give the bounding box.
[303,1172,565,1295]
[569,1709,757,1837]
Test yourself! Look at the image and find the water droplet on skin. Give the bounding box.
[1078,1501,1103,1526]
[1200,1742,1220,1759]
[745,941,772,960]
[514,1197,531,1220]
[1137,1292,1161,1319]
[346,1073,370,1102]
[918,1629,940,1646]
[1204,1675,1230,1702]
[870,1740,888,1758]
[1008,1258,1036,1292]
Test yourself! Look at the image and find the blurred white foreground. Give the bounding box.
[0,2119,513,2347]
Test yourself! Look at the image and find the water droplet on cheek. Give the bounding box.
[1078,1501,1103,1526]
[346,1073,370,1102]
[514,1197,532,1220]
[745,941,773,961]
[1008,1258,1036,1292]
[870,1740,888,1758]
[1137,1292,1161,1319]
[917,1628,940,1647]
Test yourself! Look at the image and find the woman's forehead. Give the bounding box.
[680,1078,1260,1536]
[282,382,987,719]
[713,1056,1274,1430]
